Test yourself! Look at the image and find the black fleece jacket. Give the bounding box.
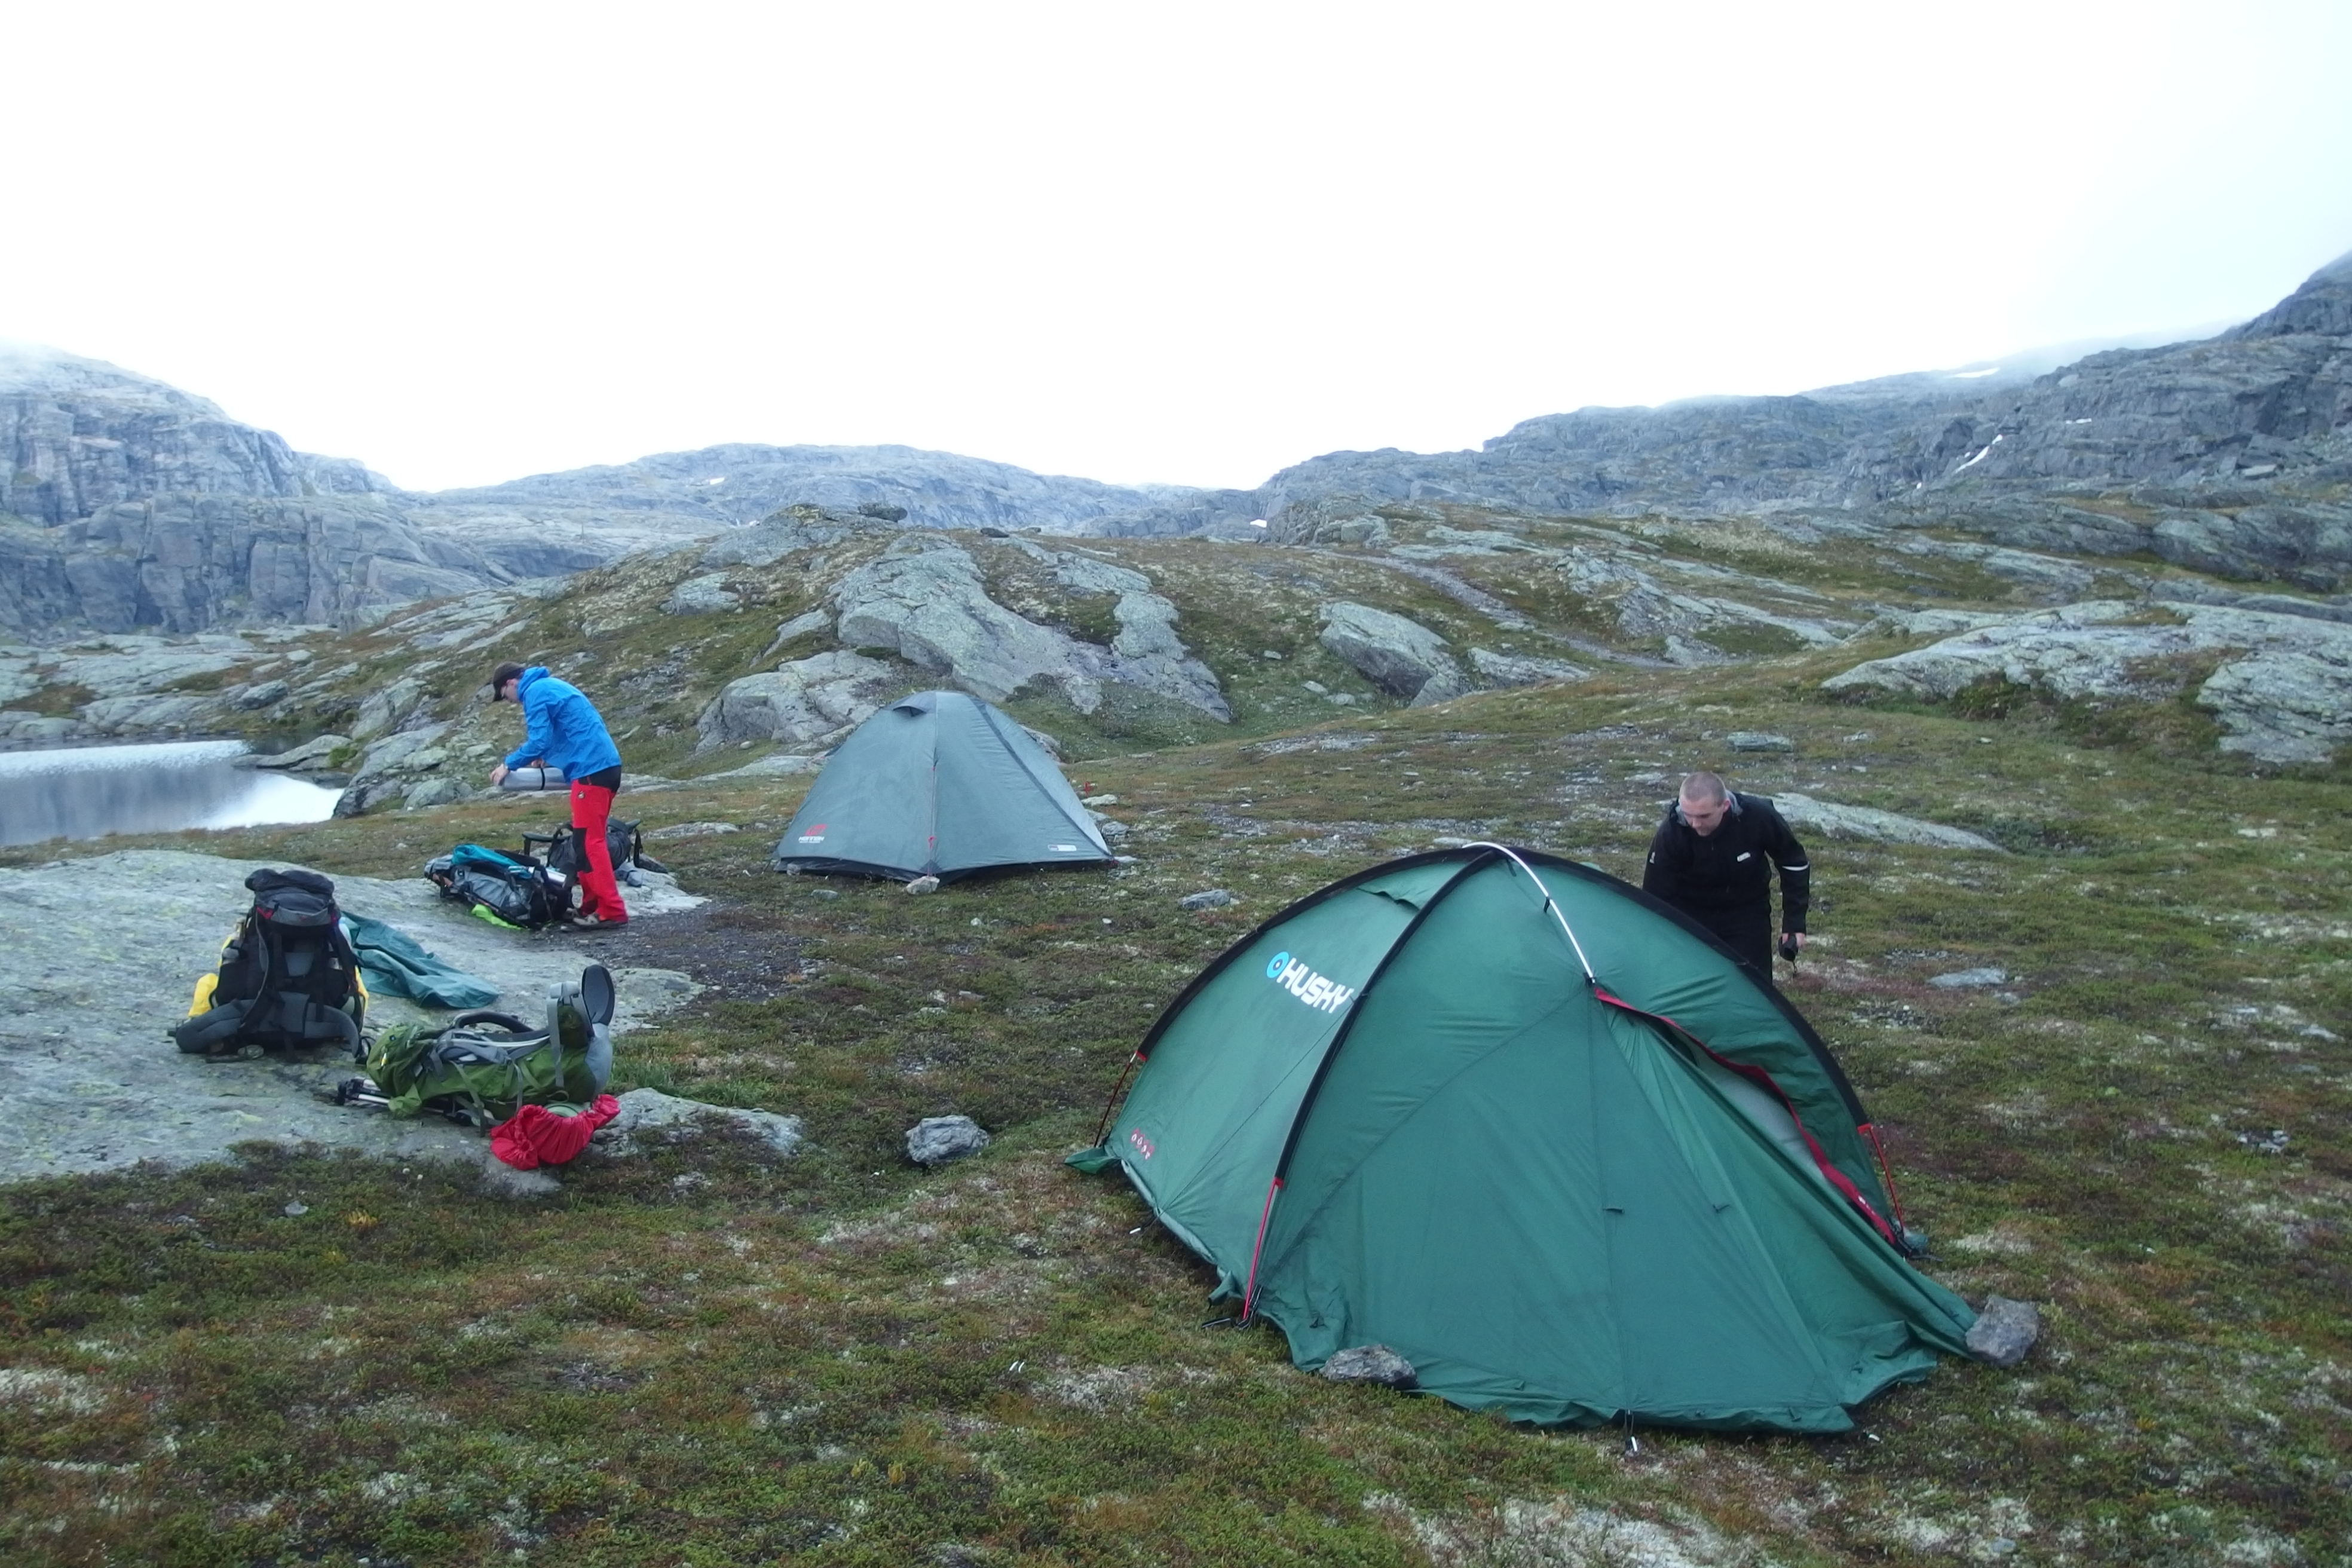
[1640,791,1811,934]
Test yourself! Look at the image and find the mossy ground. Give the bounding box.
[8,511,2350,1562]
[5,630,2347,1564]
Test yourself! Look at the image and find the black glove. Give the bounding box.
[1777,933,1802,962]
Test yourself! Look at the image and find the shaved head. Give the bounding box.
[1679,771,1728,805]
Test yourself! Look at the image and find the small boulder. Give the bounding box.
[1317,601,1472,706]
[1180,889,1235,911]
[232,678,290,710]
[479,1154,563,1201]
[594,1088,805,1159]
[402,776,474,810]
[1321,1345,1416,1388]
[906,875,942,895]
[1966,1296,2041,1368]
[663,574,742,615]
[906,1115,991,1168]
[1727,731,1794,752]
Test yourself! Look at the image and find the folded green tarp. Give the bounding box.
[344,914,500,1010]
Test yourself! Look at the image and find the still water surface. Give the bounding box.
[0,741,343,847]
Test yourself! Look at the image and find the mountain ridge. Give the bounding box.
[5,248,2348,636]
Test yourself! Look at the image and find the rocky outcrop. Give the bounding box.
[333,723,457,816]
[1771,793,2005,852]
[695,650,903,752]
[834,538,1106,710]
[831,536,1230,719]
[1318,602,1472,705]
[1048,551,1230,719]
[1824,601,2352,764]
[1467,647,1590,687]
[0,344,393,525]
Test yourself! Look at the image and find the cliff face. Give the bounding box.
[0,345,396,526]
[0,348,1208,638]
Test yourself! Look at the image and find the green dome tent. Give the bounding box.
[1072,844,1977,1433]
[771,690,1113,881]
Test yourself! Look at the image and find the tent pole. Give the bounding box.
[1462,843,1597,982]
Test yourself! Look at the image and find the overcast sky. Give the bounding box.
[5,1,2348,493]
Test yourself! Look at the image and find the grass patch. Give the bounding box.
[6,521,2350,1563]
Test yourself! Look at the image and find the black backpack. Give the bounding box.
[527,819,667,883]
[173,869,366,1056]
[424,844,571,930]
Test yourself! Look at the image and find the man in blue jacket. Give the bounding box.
[487,662,628,928]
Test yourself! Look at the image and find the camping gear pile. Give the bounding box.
[427,822,662,929]
[170,865,627,1166]
[771,690,1111,881]
[342,963,617,1132]
[1073,843,1977,1434]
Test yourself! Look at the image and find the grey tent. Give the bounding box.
[771,691,1113,881]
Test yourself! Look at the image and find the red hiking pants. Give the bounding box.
[569,778,627,922]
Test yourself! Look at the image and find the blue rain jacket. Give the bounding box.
[503,667,623,779]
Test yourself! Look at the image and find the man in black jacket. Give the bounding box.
[1641,771,1809,977]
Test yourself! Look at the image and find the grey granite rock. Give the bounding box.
[1052,553,1231,719]
[333,722,452,817]
[835,540,1104,711]
[1468,647,1590,687]
[905,1114,991,1167]
[760,608,835,658]
[1318,601,1472,705]
[402,776,475,810]
[241,733,350,771]
[1319,1345,1417,1388]
[1966,1296,2041,1368]
[479,1156,564,1200]
[232,678,290,710]
[663,573,742,615]
[1179,889,1235,910]
[1726,731,1794,752]
[695,650,901,753]
[1771,793,2004,852]
[1824,602,2352,764]
[593,1088,804,1159]
[351,676,425,742]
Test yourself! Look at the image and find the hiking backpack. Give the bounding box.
[172,869,367,1056]
[424,843,571,929]
[526,819,667,886]
[350,964,616,1126]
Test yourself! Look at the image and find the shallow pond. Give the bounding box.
[0,740,343,847]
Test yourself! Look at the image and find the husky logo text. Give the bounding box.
[1263,950,1357,1014]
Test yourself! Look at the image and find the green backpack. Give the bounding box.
[350,965,615,1126]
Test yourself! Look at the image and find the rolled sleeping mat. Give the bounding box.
[501,766,569,791]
